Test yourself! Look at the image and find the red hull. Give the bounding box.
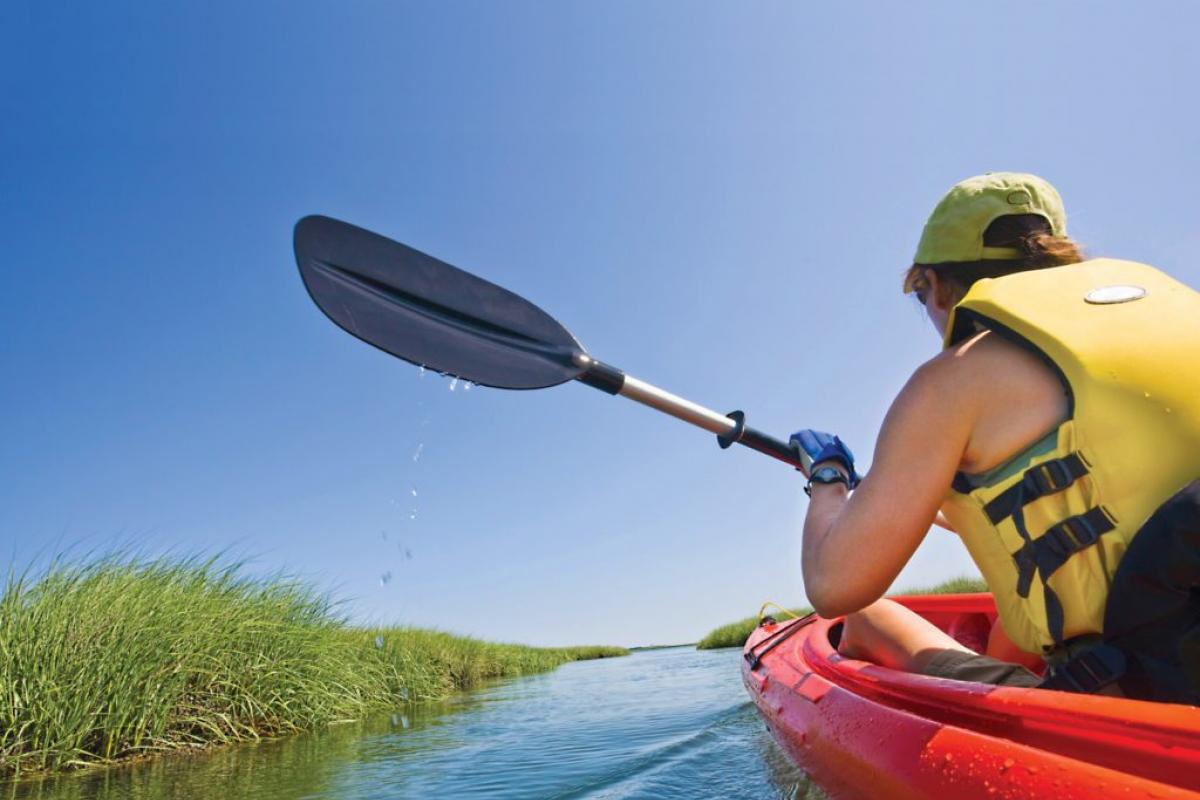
[743,593,1200,800]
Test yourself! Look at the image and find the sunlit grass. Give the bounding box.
[695,576,988,650]
[0,556,626,778]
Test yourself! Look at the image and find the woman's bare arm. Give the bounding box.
[802,354,976,617]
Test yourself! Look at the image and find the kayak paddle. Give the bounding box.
[293,215,811,474]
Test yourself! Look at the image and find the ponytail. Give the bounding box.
[903,214,1086,303]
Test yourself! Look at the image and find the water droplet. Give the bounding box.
[1166,407,1173,414]
[410,488,418,497]
[412,443,424,462]
[449,376,459,392]
[418,365,426,379]
[409,511,417,520]
[375,634,385,649]
[1144,391,1152,398]
[463,381,473,392]
[379,571,393,587]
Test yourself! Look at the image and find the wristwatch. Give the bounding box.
[804,465,851,497]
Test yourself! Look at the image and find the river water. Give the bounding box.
[7,646,819,800]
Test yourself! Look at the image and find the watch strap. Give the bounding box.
[804,467,851,497]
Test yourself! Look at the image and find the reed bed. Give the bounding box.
[0,556,625,778]
[695,576,988,650]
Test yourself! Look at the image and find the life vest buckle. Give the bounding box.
[1040,642,1126,695]
[1027,459,1075,496]
[1045,512,1102,557]
[983,453,1090,525]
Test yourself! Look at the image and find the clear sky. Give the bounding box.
[3,2,1198,647]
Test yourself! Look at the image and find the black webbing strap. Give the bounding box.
[953,447,1108,647]
[745,614,817,670]
[984,453,1090,524]
[950,471,974,494]
[1040,642,1127,694]
[1011,506,1116,644]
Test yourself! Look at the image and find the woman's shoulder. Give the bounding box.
[916,330,1068,473]
[907,330,994,394]
[906,330,1059,419]
[923,329,1044,382]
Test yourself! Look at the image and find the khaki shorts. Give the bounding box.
[921,649,1042,688]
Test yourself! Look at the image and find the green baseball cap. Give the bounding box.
[913,172,1067,265]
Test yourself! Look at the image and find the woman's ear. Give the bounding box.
[921,270,957,337]
[926,270,956,315]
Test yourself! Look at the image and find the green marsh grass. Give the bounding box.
[0,556,625,778]
[695,576,988,650]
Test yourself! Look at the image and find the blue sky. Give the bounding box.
[3,2,1198,646]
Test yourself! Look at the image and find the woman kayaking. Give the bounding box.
[792,172,1200,703]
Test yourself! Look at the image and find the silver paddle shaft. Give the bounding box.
[573,353,811,473]
[620,375,739,435]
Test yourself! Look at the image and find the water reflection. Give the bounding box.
[4,649,817,799]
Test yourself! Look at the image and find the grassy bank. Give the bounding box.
[695,576,988,650]
[0,557,625,778]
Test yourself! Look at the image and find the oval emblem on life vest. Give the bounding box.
[1085,285,1147,305]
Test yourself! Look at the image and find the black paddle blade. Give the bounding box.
[294,215,588,389]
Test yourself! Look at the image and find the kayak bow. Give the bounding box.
[743,593,1200,799]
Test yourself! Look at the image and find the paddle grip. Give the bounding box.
[720,411,810,475]
[744,428,808,472]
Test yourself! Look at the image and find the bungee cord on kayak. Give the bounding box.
[756,601,805,624]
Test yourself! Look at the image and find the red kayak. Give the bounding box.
[743,593,1200,799]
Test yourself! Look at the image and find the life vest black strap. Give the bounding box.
[955,446,1108,647]
[1013,506,1115,597]
[1040,642,1127,694]
[950,471,975,494]
[1011,505,1116,644]
[984,453,1090,524]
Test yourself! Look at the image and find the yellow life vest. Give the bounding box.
[939,258,1200,654]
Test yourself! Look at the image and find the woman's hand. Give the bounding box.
[790,429,862,486]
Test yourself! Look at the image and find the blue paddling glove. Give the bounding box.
[790,429,862,488]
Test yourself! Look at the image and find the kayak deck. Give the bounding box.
[742,593,1200,800]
